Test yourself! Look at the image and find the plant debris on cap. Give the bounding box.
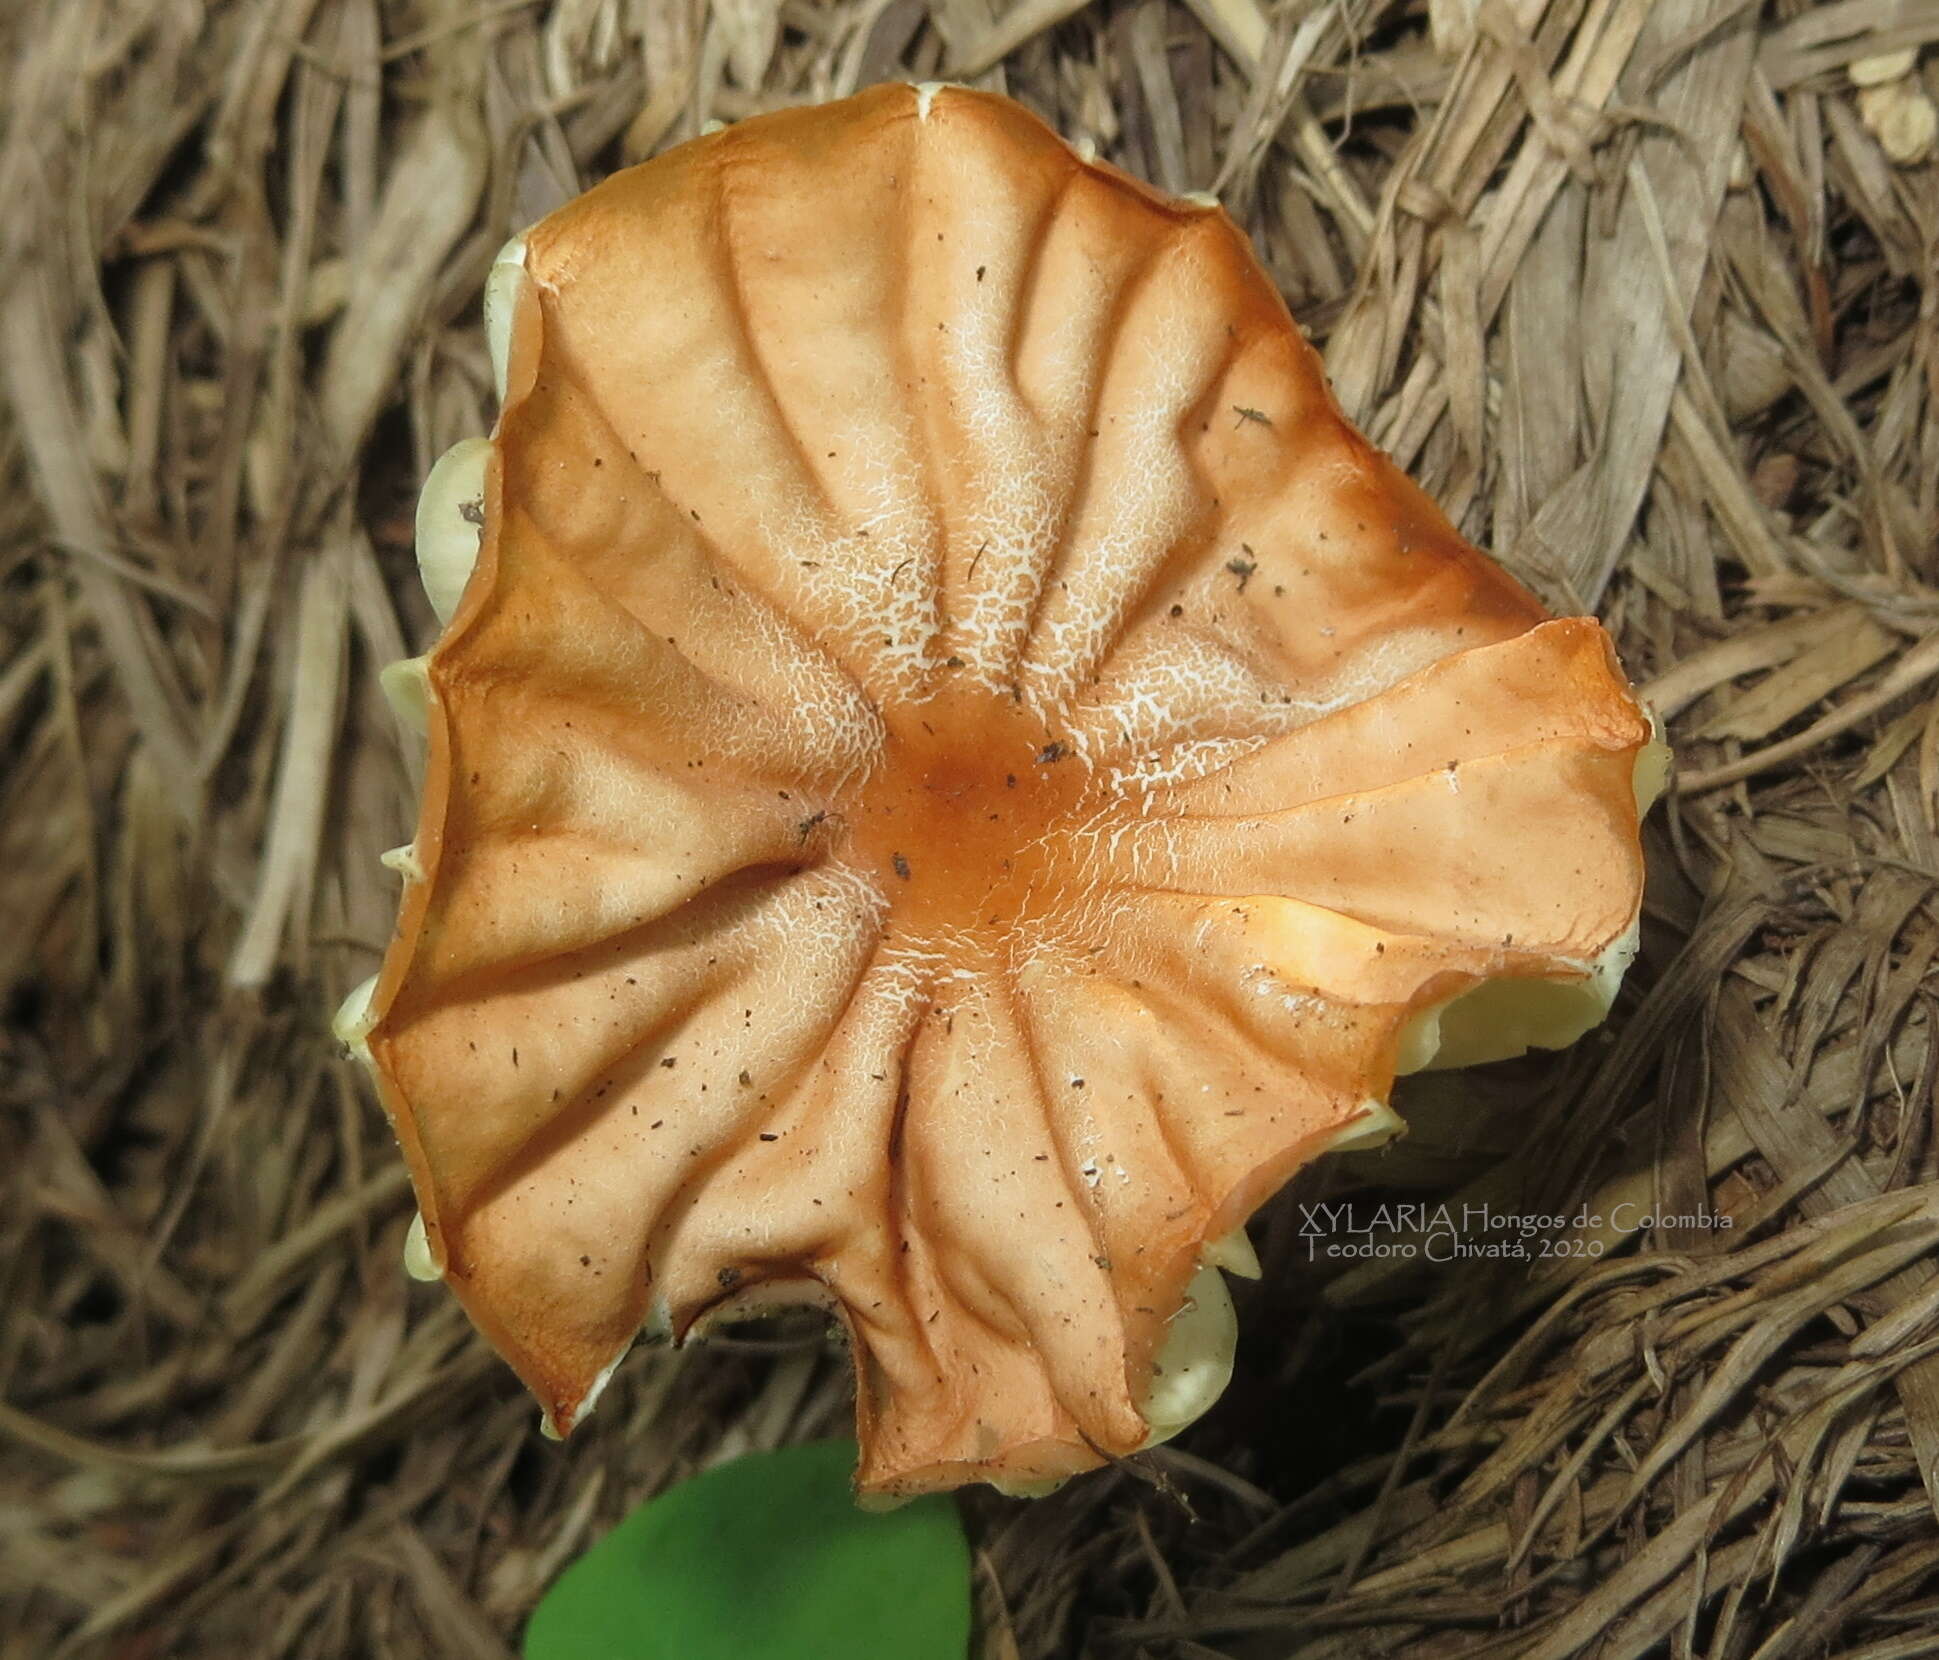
[335,82,1664,1499]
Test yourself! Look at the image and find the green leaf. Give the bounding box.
[522,1439,971,1660]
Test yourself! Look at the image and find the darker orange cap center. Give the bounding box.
[843,694,1098,949]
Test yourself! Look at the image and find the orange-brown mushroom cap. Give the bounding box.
[348,83,1659,1498]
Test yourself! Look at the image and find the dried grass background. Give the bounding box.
[3,0,1939,1656]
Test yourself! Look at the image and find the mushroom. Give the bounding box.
[335,83,1665,1499]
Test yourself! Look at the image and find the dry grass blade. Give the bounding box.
[3,1,1938,1658]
